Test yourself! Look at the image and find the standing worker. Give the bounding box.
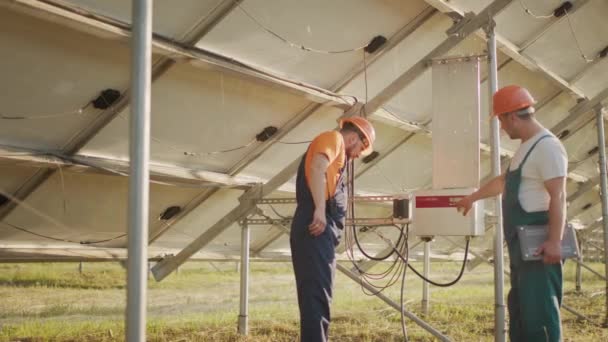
[290,116,375,342]
[456,85,567,341]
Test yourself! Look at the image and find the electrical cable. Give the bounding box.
[354,224,404,261]
[0,186,77,235]
[54,160,68,216]
[0,152,53,158]
[518,0,598,63]
[0,185,128,245]
[344,159,409,298]
[564,10,596,63]
[0,107,85,120]
[400,251,409,342]
[79,233,127,245]
[1,221,80,244]
[267,203,292,220]
[398,235,471,287]
[1,221,126,245]
[277,140,312,145]
[343,154,470,341]
[358,230,407,290]
[64,154,250,189]
[362,50,369,117]
[178,138,257,156]
[0,101,96,120]
[2,151,250,190]
[517,0,554,19]
[238,4,368,54]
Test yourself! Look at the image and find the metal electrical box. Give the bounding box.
[411,188,484,237]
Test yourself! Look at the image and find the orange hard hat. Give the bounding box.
[493,85,536,116]
[340,116,376,156]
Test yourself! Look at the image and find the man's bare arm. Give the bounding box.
[456,173,506,215]
[536,176,566,264]
[308,153,330,236]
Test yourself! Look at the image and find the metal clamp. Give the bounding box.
[446,11,475,37]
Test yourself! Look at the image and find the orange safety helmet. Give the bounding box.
[339,116,376,156]
[493,85,536,116]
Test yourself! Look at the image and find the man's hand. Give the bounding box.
[535,240,562,264]
[455,196,474,216]
[308,208,327,237]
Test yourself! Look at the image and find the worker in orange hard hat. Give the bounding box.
[290,116,375,342]
[456,85,568,341]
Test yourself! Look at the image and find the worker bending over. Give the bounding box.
[290,117,376,342]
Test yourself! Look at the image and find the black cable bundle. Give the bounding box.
[344,159,410,340]
[344,158,472,341]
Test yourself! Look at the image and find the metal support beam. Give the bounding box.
[486,19,507,342]
[0,245,297,262]
[568,176,600,203]
[251,225,288,256]
[364,0,514,115]
[595,104,608,327]
[0,144,260,189]
[576,237,583,292]
[126,1,152,341]
[445,237,597,323]
[351,239,424,274]
[151,157,302,281]
[576,258,607,281]
[238,221,250,335]
[569,148,599,175]
[424,0,585,98]
[422,240,431,315]
[585,220,603,234]
[552,86,608,138]
[336,263,451,341]
[586,240,606,254]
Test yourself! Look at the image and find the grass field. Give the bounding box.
[0,259,606,341]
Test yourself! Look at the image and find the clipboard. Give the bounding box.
[516,223,579,261]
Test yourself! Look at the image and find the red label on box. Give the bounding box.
[415,195,465,208]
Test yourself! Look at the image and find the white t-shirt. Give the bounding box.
[507,129,568,212]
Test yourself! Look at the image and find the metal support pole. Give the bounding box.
[126,1,152,341]
[576,238,583,292]
[78,261,83,274]
[576,257,583,292]
[486,20,507,342]
[594,105,608,327]
[238,221,250,335]
[336,263,451,341]
[576,258,607,281]
[422,238,431,315]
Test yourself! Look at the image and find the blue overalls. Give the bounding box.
[503,135,563,341]
[290,151,347,342]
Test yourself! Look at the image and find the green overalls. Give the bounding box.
[503,135,563,342]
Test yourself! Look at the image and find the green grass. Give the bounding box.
[0,261,606,341]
